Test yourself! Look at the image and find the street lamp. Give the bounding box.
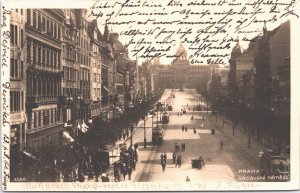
[144,115,147,148]
[76,94,83,138]
[231,100,235,136]
[130,123,134,146]
[247,104,251,149]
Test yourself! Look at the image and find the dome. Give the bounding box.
[175,43,188,60]
[153,57,160,65]
[231,39,242,56]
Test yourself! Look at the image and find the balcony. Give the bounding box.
[27,95,58,105]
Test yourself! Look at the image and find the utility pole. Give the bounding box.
[144,116,147,148]
[206,98,208,114]
[222,113,225,127]
[232,119,235,136]
[130,123,133,146]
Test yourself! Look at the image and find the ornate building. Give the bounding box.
[155,43,211,93]
[77,10,92,120]
[61,9,81,125]
[88,19,102,119]
[10,9,26,153]
[25,9,65,151]
[10,9,27,180]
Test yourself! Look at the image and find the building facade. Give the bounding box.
[25,9,65,151]
[154,43,212,92]
[88,19,102,119]
[10,9,26,153]
[61,9,81,125]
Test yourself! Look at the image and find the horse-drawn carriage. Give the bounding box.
[191,157,205,169]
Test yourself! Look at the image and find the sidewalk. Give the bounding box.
[84,117,148,182]
[205,113,268,167]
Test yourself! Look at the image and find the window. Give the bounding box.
[21,91,24,111]
[10,58,14,77]
[15,25,18,46]
[10,59,19,78]
[46,49,49,66]
[20,61,23,78]
[27,41,31,62]
[21,29,23,48]
[42,48,45,64]
[10,25,14,44]
[38,13,41,30]
[47,19,49,34]
[10,91,20,112]
[58,26,61,39]
[38,45,41,65]
[33,44,36,65]
[43,17,46,32]
[33,10,36,28]
[54,24,57,39]
[27,9,31,24]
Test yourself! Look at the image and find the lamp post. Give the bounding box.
[247,104,251,149]
[206,98,208,114]
[231,100,235,136]
[130,123,134,146]
[215,97,219,122]
[144,115,147,148]
[76,94,83,138]
[222,99,225,127]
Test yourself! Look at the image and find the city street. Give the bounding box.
[122,89,266,182]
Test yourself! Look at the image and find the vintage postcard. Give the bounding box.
[1,0,299,191]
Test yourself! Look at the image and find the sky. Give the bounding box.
[87,0,299,65]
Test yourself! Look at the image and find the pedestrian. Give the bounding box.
[161,160,166,172]
[160,153,164,164]
[78,172,85,182]
[163,152,167,162]
[101,173,106,182]
[220,140,224,150]
[121,164,127,180]
[199,156,204,170]
[177,155,182,167]
[182,125,184,132]
[181,143,184,152]
[186,176,190,182]
[185,127,187,132]
[131,157,136,170]
[172,152,176,164]
[193,128,196,134]
[175,155,178,167]
[127,167,132,180]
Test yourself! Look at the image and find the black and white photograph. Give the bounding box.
[1,0,299,191]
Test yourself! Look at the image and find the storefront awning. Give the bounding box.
[63,131,74,143]
[64,122,72,128]
[23,151,39,161]
[102,86,109,92]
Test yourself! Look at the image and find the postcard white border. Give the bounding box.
[1,0,299,191]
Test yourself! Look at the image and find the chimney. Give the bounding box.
[263,20,267,36]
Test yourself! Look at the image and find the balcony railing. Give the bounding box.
[27,95,59,104]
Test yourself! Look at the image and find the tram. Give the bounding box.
[152,126,164,145]
[162,111,169,123]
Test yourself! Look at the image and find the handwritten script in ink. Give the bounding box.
[89,0,299,64]
[1,5,11,190]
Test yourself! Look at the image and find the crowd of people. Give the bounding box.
[113,143,139,181]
